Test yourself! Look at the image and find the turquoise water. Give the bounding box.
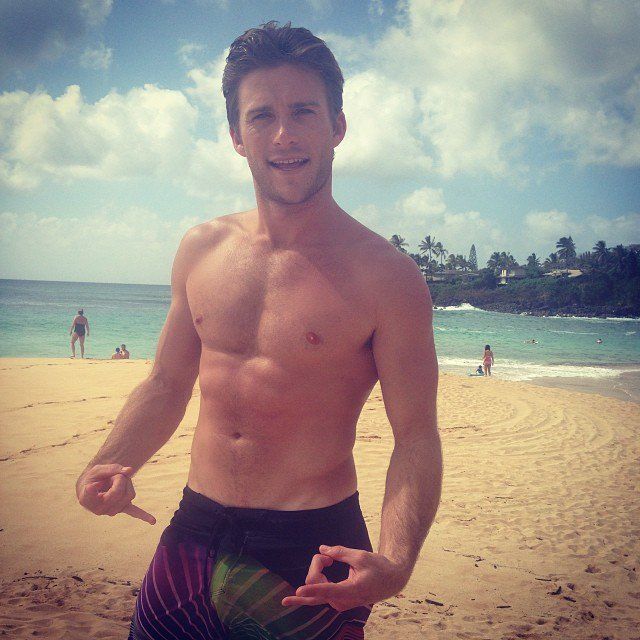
[1,279,638,381]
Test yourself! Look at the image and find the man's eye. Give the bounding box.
[296,108,313,115]
[253,113,269,121]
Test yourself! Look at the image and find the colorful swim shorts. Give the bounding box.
[127,485,374,639]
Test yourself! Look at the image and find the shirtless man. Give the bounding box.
[69,308,89,358]
[76,22,442,640]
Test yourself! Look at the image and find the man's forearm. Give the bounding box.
[78,373,194,482]
[377,431,443,583]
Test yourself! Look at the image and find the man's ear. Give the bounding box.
[230,126,247,157]
[332,111,347,148]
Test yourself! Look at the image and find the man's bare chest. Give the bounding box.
[185,244,374,363]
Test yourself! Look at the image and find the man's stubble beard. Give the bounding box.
[249,149,334,207]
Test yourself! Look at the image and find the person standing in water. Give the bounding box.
[69,309,89,359]
[483,344,494,376]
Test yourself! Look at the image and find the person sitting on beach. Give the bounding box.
[120,344,130,359]
[111,347,123,360]
[76,21,442,640]
[483,344,495,376]
[476,364,484,375]
[69,309,89,359]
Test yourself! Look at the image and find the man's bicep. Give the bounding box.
[372,261,438,442]
[152,292,201,385]
[150,230,203,391]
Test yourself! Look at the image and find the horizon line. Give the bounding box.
[0,277,169,287]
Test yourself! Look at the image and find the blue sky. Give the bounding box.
[1,0,639,284]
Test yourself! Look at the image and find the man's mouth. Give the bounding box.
[268,158,310,171]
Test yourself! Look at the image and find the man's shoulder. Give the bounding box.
[177,210,253,256]
[350,227,424,284]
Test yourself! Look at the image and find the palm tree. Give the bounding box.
[527,253,541,268]
[434,242,447,270]
[556,236,577,267]
[389,234,408,253]
[611,244,627,274]
[544,252,559,270]
[419,235,436,264]
[592,240,608,267]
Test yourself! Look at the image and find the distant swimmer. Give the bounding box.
[483,344,495,376]
[525,339,538,344]
[111,347,124,360]
[596,338,603,344]
[120,344,130,359]
[69,309,89,358]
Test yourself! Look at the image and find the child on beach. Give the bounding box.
[483,344,495,376]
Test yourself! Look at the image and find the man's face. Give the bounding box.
[230,64,346,207]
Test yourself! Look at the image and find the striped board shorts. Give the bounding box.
[127,485,374,639]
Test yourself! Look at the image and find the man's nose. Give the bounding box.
[273,117,298,146]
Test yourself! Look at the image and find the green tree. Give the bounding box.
[487,251,502,272]
[468,244,478,271]
[434,242,447,270]
[525,253,543,278]
[419,235,437,267]
[592,240,608,267]
[556,236,577,267]
[389,234,408,253]
[544,252,559,270]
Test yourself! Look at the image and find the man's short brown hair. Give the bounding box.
[222,21,344,131]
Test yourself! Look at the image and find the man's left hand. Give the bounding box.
[281,545,407,612]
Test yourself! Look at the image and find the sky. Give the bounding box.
[1,0,639,285]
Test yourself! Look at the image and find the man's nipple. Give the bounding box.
[306,331,322,345]
[194,314,204,325]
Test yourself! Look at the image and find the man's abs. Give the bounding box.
[186,346,376,510]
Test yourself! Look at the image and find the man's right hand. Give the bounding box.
[76,464,156,525]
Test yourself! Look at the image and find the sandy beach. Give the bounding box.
[1,358,638,639]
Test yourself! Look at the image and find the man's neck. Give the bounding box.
[253,190,343,249]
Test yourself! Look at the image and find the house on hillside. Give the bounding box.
[498,266,526,285]
[543,268,583,279]
[428,270,480,282]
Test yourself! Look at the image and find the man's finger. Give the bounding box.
[86,464,133,480]
[318,545,367,567]
[281,595,327,607]
[296,581,351,599]
[305,553,332,585]
[102,472,128,501]
[123,503,156,525]
[84,481,103,496]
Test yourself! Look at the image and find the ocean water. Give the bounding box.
[1,279,639,382]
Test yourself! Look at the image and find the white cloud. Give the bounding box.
[326,0,640,176]
[525,210,575,243]
[0,207,200,284]
[524,209,640,257]
[352,186,502,264]
[79,42,112,69]
[335,70,433,178]
[584,213,640,246]
[178,42,205,67]
[185,51,228,120]
[0,82,252,198]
